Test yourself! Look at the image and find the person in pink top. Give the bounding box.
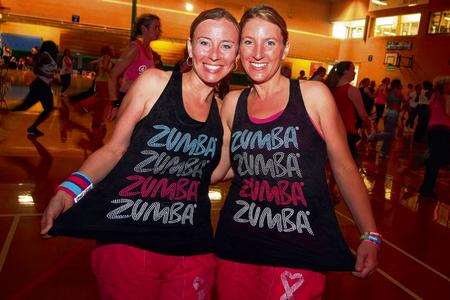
[107,14,161,119]
[419,76,450,198]
[374,77,390,127]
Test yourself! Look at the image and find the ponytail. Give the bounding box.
[325,61,353,90]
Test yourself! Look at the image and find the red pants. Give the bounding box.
[91,244,215,300]
[216,258,325,300]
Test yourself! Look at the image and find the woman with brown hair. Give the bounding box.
[326,61,371,159]
[106,14,161,120]
[212,5,379,299]
[41,8,240,299]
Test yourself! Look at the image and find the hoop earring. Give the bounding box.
[233,62,238,72]
[186,57,193,67]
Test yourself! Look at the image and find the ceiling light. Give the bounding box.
[371,0,388,6]
[185,3,194,12]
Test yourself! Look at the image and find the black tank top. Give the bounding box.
[50,71,223,255]
[215,80,355,271]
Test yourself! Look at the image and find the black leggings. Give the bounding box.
[375,104,385,124]
[414,105,430,142]
[13,78,54,130]
[60,74,72,93]
[420,127,450,193]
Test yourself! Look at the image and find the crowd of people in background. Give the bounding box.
[291,64,449,200]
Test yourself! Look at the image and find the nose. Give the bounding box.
[210,44,220,62]
[253,42,263,60]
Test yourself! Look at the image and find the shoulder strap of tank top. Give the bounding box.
[290,79,309,120]
[134,70,179,125]
[167,70,182,106]
[209,96,221,126]
[231,87,251,129]
[152,70,179,112]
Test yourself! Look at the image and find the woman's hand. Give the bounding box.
[352,241,379,278]
[105,102,119,121]
[40,191,74,237]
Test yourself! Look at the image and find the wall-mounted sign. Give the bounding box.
[384,52,399,66]
[386,41,412,50]
[386,64,396,71]
[72,15,80,24]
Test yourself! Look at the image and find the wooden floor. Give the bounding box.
[0,98,449,299]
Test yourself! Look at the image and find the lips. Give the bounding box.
[249,62,268,70]
[203,64,222,73]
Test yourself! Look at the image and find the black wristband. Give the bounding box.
[111,99,122,108]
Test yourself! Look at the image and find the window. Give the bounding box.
[332,19,366,39]
[374,16,398,36]
[428,10,450,34]
[374,13,421,37]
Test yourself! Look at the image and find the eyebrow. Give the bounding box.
[241,36,279,41]
[196,37,236,43]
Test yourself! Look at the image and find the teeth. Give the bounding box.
[204,64,221,71]
[251,62,267,68]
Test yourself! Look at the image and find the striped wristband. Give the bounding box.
[57,171,94,203]
[360,232,382,249]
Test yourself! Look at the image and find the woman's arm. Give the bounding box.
[302,81,378,278]
[211,90,241,184]
[41,69,170,235]
[108,44,139,101]
[348,86,370,127]
[78,76,151,180]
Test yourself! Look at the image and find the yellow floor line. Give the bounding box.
[0,216,20,272]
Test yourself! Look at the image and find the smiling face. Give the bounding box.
[239,18,289,84]
[188,18,239,85]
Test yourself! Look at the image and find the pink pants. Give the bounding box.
[216,258,326,300]
[91,244,215,300]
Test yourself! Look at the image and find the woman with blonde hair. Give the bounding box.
[213,5,379,299]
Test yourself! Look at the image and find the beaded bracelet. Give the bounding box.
[360,232,382,250]
[57,171,94,203]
